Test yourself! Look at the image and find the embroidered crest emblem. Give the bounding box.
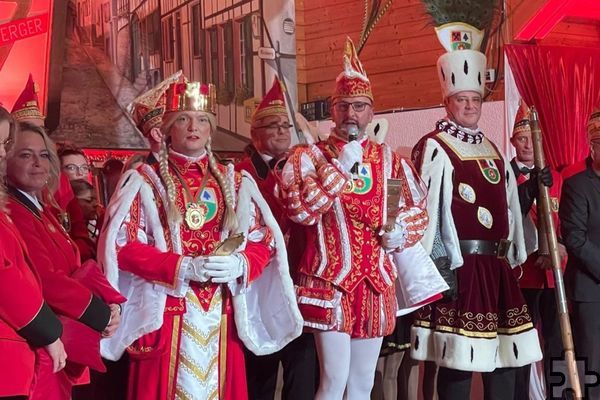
[352,164,373,195]
[451,30,473,50]
[458,183,476,204]
[199,187,218,223]
[478,159,501,184]
[477,207,493,229]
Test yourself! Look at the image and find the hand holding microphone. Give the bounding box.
[338,125,362,174]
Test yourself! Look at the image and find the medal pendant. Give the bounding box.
[185,203,206,230]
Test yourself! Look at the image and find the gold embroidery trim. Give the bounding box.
[167,315,181,399]
[437,133,500,161]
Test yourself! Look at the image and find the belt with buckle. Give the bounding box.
[459,239,511,259]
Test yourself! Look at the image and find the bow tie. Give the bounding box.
[520,166,533,175]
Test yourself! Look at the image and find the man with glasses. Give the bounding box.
[410,20,540,400]
[236,78,316,400]
[276,37,443,399]
[560,108,600,400]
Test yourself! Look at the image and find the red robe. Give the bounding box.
[6,187,112,399]
[0,211,62,397]
[113,153,273,400]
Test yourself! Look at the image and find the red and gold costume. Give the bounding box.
[0,211,62,398]
[6,187,114,399]
[98,78,302,400]
[276,38,447,339]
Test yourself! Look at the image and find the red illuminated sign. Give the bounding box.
[0,14,49,46]
[0,0,54,114]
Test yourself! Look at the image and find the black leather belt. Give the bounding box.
[459,239,511,259]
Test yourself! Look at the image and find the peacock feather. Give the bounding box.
[421,0,499,31]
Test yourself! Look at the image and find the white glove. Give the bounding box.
[337,141,363,172]
[379,224,406,251]
[185,257,210,282]
[204,254,245,283]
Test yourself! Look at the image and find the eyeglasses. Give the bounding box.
[333,102,371,113]
[63,164,91,174]
[255,123,293,133]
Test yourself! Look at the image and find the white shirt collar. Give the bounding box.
[18,189,43,211]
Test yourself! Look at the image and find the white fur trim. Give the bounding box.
[411,326,543,372]
[437,50,486,98]
[98,169,172,360]
[418,138,463,269]
[232,171,304,355]
[504,157,527,267]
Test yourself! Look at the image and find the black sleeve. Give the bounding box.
[78,294,111,332]
[17,302,63,347]
[560,179,600,282]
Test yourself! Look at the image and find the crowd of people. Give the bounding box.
[2,18,600,400]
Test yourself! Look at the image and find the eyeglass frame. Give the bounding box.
[63,163,92,174]
[332,101,372,113]
[254,122,294,133]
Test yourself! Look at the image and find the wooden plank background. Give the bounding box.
[295,0,600,112]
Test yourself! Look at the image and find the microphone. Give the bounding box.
[347,125,360,175]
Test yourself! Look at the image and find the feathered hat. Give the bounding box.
[11,74,44,122]
[512,101,531,137]
[332,37,373,102]
[587,108,600,142]
[128,71,182,136]
[252,78,288,125]
[422,0,499,98]
[164,77,216,115]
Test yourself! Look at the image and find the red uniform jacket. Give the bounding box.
[0,211,62,397]
[6,187,111,326]
[235,147,306,274]
[512,161,564,289]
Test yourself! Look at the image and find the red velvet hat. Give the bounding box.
[11,74,44,122]
[512,101,531,137]
[129,71,183,136]
[332,37,373,102]
[252,78,287,125]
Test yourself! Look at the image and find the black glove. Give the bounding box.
[433,256,457,301]
[538,166,553,187]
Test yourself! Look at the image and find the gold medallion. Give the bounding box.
[185,203,206,230]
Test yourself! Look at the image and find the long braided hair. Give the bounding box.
[160,112,238,231]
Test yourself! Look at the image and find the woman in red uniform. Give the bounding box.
[0,106,66,399]
[4,122,122,400]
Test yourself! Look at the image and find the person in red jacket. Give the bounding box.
[236,78,316,400]
[0,106,66,399]
[4,122,121,400]
[510,102,566,399]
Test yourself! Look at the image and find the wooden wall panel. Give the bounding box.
[296,1,600,111]
[296,0,446,110]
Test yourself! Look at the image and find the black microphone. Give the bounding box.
[347,125,360,175]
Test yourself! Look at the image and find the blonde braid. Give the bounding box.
[206,138,238,232]
[158,138,182,224]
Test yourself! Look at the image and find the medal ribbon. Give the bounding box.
[168,160,212,208]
